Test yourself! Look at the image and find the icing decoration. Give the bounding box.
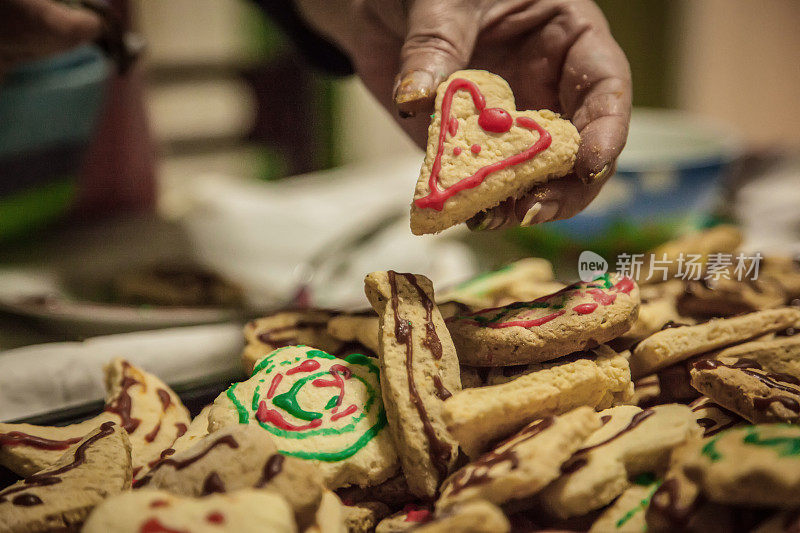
[470,144,481,154]
[223,346,388,462]
[0,432,81,450]
[478,107,512,133]
[415,78,552,211]
[447,273,633,329]
[139,518,187,533]
[403,504,433,523]
[453,147,462,156]
[701,425,800,463]
[615,481,662,528]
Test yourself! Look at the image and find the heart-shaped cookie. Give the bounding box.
[410,70,580,235]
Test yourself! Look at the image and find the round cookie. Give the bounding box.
[681,424,800,507]
[445,273,640,366]
[208,345,398,489]
[82,489,296,533]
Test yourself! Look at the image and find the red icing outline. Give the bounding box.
[414,78,552,211]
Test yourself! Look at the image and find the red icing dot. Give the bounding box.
[206,511,225,524]
[448,117,458,136]
[573,303,598,315]
[404,507,432,523]
[149,500,170,509]
[478,107,513,133]
[453,147,462,156]
[470,144,481,154]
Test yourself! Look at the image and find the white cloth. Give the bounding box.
[0,323,243,421]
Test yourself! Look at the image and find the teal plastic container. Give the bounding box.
[0,46,109,241]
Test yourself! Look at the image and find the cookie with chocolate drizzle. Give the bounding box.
[690,357,800,423]
[0,358,190,481]
[137,424,324,529]
[0,422,131,533]
[437,407,600,510]
[629,307,800,378]
[539,404,699,519]
[365,271,462,498]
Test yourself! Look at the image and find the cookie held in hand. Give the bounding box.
[410,70,580,235]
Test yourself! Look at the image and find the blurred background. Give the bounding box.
[0,0,798,347]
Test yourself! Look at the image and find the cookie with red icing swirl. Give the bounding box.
[446,272,640,366]
[208,345,397,489]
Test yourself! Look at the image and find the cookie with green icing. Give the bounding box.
[445,272,640,366]
[208,345,398,489]
[681,424,800,507]
[588,474,661,533]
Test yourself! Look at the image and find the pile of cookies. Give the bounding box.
[2,226,800,532]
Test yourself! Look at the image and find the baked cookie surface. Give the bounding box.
[446,273,639,366]
[539,404,699,518]
[410,70,579,235]
[82,488,297,533]
[0,421,131,533]
[365,271,461,498]
[444,346,632,457]
[438,407,600,509]
[209,345,397,489]
[680,424,800,507]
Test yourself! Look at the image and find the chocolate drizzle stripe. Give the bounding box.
[134,435,239,488]
[156,389,172,411]
[201,472,226,495]
[0,421,116,505]
[432,375,452,400]
[445,417,554,495]
[256,454,285,487]
[560,410,655,473]
[104,362,142,433]
[144,422,161,443]
[0,432,82,451]
[388,271,453,481]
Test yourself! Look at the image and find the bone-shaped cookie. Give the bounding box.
[0,358,189,479]
[444,347,632,457]
[410,70,579,235]
[539,404,699,518]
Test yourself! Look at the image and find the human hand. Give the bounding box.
[297,0,631,228]
[0,0,103,76]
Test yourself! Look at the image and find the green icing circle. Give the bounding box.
[226,347,387,462]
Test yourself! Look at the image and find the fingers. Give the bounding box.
[467,167,613,231]
[0,0,103,66]
[393,0,483,116]
[558,1,631,183]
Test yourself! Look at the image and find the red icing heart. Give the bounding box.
[415,78,552,211]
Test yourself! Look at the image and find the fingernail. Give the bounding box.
[394,70,435,105]
[588,164,612,183]
[520,201,559,226]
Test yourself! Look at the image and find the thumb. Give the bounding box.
[393,0,482,117]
